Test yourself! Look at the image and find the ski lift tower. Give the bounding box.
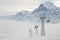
[40,16,47,40]
[40,16,46,36]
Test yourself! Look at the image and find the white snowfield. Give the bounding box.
[0,20,60,40]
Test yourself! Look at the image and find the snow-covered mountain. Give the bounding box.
[32,1,60,23]
[0,1,60,23]
[0,10,32,21]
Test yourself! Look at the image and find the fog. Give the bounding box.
[0,20,60,40]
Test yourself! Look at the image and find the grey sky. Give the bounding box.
[0,0,60,15]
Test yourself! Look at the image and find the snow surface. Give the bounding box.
[0,20,60,40]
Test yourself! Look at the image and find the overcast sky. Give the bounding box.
[0,0,60,15]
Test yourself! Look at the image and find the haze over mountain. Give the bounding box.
[0,1,60,23]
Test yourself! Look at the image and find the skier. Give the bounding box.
[34,25,39,34]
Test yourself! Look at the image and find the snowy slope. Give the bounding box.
[0,20,60,40]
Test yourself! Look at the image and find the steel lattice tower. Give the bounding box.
[40,17,46,36]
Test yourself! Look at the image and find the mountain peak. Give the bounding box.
[33,1,56,14]
[44,1,53,5]
[42,1,55,10]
